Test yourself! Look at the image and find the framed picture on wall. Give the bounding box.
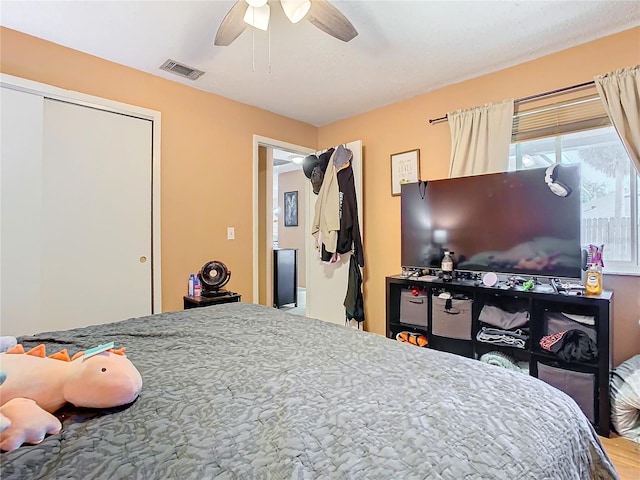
[284,191,298,227]
[391,149,420,196]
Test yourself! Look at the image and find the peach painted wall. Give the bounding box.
[1,25,638,365]
[0,27,317,314]
[318,27,640,366]
[277,170,307,288]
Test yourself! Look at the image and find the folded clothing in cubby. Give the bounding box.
[544,311,596,342]
[479,305,529,330]
[477,327,529,349]
[539,329,598,363]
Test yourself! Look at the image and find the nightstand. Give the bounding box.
[183,292,241,309]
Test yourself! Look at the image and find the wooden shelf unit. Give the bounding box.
[386,275,614,436]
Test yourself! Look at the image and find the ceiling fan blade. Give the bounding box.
[214,0,248,46]
[307,0,358,42]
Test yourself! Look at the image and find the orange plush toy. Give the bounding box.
[396,331,428,347]
[0,342,142,451]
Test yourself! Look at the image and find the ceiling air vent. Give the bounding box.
[159,59,205,81]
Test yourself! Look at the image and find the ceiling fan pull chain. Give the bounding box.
[268,22,272,74]
[252,28,256,72]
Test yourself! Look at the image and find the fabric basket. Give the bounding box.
[537,362,596,422]
[432,296,472,340]
[399,290,428,327]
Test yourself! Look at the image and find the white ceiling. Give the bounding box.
[1,1,639,126]
[273,148,304,168]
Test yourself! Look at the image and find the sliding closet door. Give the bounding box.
[0,88,46,333]
[1,89,153,335]
[41,99,153,330]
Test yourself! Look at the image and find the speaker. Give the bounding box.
[198,260,231,297]
[545,164,572,197]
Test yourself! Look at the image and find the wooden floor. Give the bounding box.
[599,435,640,479]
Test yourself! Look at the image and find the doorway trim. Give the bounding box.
[0,73,162,313]
[251,135,314,303]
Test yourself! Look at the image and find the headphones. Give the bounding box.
[545,164,572,197]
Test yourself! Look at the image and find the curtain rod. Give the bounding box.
[428,80,596,125]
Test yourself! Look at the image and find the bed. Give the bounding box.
[1,303,617,479]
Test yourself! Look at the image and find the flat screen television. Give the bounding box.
[400,165,582,279]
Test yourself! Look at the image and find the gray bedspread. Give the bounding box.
[1,303,617,479]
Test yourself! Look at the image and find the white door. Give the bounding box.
[1,89,153,335]
[305,140,363,325]
[0,88,46,333]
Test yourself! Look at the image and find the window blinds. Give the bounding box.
[512,93,611,142]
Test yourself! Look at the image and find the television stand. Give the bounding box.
[385,274,613,436]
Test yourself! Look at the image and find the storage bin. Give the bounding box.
[537,362,596,422]
[399,290,428,327]
[431,296,472,340]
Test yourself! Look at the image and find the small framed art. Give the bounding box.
[390,149,420,196]
[284,191,298,227]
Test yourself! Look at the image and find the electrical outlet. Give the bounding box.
[227,227,235,240]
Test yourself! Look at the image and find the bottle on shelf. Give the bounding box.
[194,276,202,298]
[188,273,195,297]
[585,264,603,296]
[441,251,454,282]
[585,243,604,296]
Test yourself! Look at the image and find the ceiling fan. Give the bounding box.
[214,0,358,46]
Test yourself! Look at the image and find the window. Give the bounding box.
[509,126,639,274]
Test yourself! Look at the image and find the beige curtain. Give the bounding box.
[594,65,640,174]
[448,99,514,178]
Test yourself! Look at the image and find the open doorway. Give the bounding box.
[251,135,313,313]
[253,136,364,326]
[272,149,307,315]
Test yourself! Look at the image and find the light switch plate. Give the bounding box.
[227,227,235,240]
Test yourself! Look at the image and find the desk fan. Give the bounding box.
[198,260,231,297]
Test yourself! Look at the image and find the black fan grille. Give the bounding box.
[199,260,230,292]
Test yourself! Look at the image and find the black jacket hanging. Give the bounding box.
[336,162,365,267]
[344,255,365,323]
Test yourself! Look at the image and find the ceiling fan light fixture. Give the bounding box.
[243,3,270,31]
[281,0,311,24]
[245,0,268,7]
